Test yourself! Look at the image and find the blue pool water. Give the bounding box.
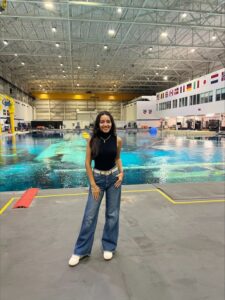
[0,132,224,192]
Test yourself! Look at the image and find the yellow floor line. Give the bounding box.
[36,192,88,198]
[174,199,225,205]
[156,189,225,205]
[0,198,15,215]
[156,189,176,204]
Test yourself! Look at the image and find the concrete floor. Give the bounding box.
[0,183,224,300]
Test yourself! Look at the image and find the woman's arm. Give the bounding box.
[115,136,123,188]
[85,139,100,200]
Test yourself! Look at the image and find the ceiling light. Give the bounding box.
[181,13,187,18]
[39,84,42,87]
[103,45,108,50]
[122,73,125,77]
[164,66,168,69]
[60,63,63,66]
[3,40,8,45]
[155,72,159,75]
[108,29,115,36]
[21,62,25,66]
[191,48,195,53]
[62,70,65,73]
[55,43,60,47]
[114,84,117,87]
[77,83,80,87]
[212,35,217,40]
[163,76,168,80]
[147,77,150,80]
[63,75,66,78]
[161,32,168,37]
[44,2,54,10]
[14,53,18,57]
[96,64,100,68]
[148,47,153,51]
[52,27,57,32]
[58,55,62,58]
[117,7,122,14]
[77,66,81,69]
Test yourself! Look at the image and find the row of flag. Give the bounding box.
[157,71,225,100]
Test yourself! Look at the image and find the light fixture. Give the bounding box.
[14,53,18,57]
[55,43,60,47]
[181,13,187,18]
[62,70,65,73]
[147,77,150,80]
[63,75,66,78]
[161,32,168,37]
[108,29,115,36]
[3,40,8,45]
[103,45,108,50]
[39,84,42,87]
[114,84,117,87]
[52,27,57,32]
[212,35,217,40]
[77,66,81,69]
[77,83,80,87]
[165,66,168,69]
[58,55,62,58]
[21,62,25,66]
[44,2,54,10]
[96,64,100,68]
[163,76,168,80]
[60,63,63,66]
[155,72,159,75]
[117,7,122,14]
[148,47,153,51]
[191,48,195,53]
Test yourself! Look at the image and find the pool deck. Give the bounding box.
[0,182,224,300]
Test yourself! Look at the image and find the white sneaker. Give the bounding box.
[68,254,81,267]
[103,251,113,260]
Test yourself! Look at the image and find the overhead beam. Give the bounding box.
[5,0,225,16]
[0,38,224,50]
[1,14,225,31]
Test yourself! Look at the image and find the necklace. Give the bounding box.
[100,135,111,143]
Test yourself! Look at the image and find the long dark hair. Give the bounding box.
[90,111,116,159]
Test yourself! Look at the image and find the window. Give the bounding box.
[173,99,177,108]
[216,89,221,101]
[209,91,213,102]
[221,88,225,100]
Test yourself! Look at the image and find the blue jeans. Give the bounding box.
[74,169,121,256]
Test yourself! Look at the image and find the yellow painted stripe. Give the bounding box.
[174,199,225,205]
[156,189,176,204]
[0,198,15,215]
[36,192,88,198]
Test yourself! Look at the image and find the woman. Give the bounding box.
[69,111,123,266]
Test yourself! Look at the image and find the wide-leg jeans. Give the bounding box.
[73,170,121,256]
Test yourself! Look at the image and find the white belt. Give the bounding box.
[93,166,118,175]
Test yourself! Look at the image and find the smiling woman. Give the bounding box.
[68,111,124,266]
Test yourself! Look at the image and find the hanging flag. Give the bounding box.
[169,89,173,96]
[180,86,182,93]
[193,81,196,89]
[174,87,179,95]
[157,94,160,100]
[203,79,207,85]
[211,73,219,84]
[183,85,185,92]
[186,83,192,91]
[221,71,225,81]
[197,80,200,88]
[165,91,168,98]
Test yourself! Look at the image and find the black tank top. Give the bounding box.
[94,134,117,170]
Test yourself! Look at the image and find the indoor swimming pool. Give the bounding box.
[0,131,224,192]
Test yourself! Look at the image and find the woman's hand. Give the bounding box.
[91,184,101,201]
[114,172,123,188]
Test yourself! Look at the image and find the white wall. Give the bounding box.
[156,68,225,118]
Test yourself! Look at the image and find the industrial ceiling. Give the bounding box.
[0,0,225,95]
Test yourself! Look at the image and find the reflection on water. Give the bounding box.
[0,132,224,191]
